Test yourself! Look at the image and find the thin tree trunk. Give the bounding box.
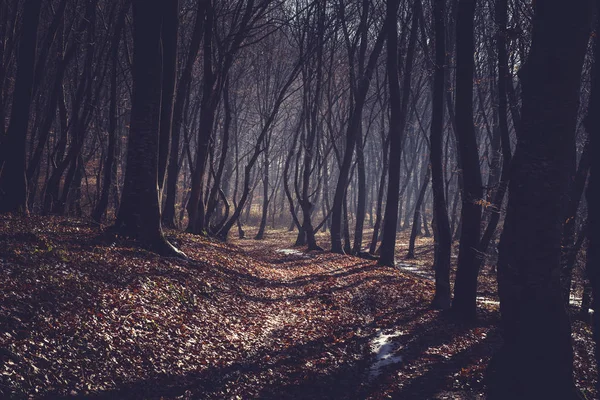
[451,0,483,320]
[157,0,179,198]
[379,0,419,266]
[407,161,430,258]
[93,1,130,223]
[162,0,206,228]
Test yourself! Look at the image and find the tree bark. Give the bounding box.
[450,0,483,320]
[0,0,42,214]
[406,159,430,258]
[330,19,386,254]
[584,1,600,393]
[93,0,130,223]
[486,1,592,397]
[114,0,184,258]
[162,0,206,228]
[379,0,419,266]
[157,0,179,198]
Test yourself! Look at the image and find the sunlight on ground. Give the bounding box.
[475,297,499,306]
[369,330,406,379]
[397,263,434,280]
[276,249,311,258]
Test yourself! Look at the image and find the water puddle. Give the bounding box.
[368,330,405,379]
[397,263,434,280]
[276,249,311,258]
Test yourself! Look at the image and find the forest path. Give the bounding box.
[1,216,594,399]
[230,227,500,307]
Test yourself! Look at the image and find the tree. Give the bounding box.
[330,0,386,254]
[379,0,420,266]
[114,0,185,257]
[162,0,207,229]
[487,1,592,398]
[429,0,451,310]
[584,0,600,391]
[0,0,43,214]
[92,0,131,223]
[450,0,483,320]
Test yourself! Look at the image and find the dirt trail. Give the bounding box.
[1,217,595,399]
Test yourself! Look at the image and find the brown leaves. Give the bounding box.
[0,216,596,399]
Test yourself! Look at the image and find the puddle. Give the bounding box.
[369,330,405,379]
[276,249,311,258]
[397,263,434,280]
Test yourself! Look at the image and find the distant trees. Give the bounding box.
[330,0,386,255]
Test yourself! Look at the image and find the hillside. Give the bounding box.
[0,215,595,399]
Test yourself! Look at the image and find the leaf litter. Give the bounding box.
[0,215,596,399]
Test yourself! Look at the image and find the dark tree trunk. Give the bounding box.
[114,0,184,258]
[580,279,592,321]
[330,21,386,254]
[476,0,513,260]
[157,0,179,197]
[369,134,389,255]
[352,126,367,254]
[585,1,600,393]
[342,195,352,254]
[0,0,42,214]
[560,139,591,303]
[451,0,483,320]
[407,160,430,258]
[486,1,592,398]
[162,0,206,228]
[187,0,215,234]
[379,0,419,266]
[255,151,270,240]
[93,1,130,223]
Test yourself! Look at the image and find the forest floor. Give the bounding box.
[0,215,596,399]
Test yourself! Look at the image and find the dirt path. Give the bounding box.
[1,217,595,399]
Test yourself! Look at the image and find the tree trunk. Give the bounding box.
[114,0,184,258]
[584,1,600,393]
[330,21,386,254]
[255,151,270,240]
[187,0,215,234]
[93,1,130,223]
[476,0,513,262]
[0,0,42,214]
[560,139,591,303]
[162,0,206,228]
[451,0,483,320]
[407,161,430,258]
[157,0,179,198]
[352,125,367,254]
[369,135,389,254]
[486,1,592,398]
[379,0,419,266]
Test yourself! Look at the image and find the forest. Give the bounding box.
[0,0,598,398]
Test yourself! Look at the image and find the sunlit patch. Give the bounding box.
[476,297,499,306]
[276,248,311,259]
[369,330,405,378]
